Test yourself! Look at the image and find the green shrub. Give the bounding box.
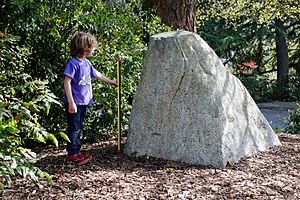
[1,0,170,141]
[0,3,170,190]
[286,102,300,134]
[239,75,276,102]
[239,74,300,103]
[69,1,170,140]
[0,34,66,190]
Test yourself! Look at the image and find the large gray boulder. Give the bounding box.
[124,31,280,168]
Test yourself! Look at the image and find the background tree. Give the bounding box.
[144,0,196,31]
[274,18,289,88]
[196,0,300,89]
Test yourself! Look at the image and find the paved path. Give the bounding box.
[257,102,296,130]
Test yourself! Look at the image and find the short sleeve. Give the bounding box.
[64,59,76,79]
[91,65,98,77]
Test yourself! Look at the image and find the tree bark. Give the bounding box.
[275,18,289,87]
[257,36,263,73]
[145,0,196,32]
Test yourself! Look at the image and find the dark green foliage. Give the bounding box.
[239,75,277,103]
[0,0,169,190]
[197,6,300,135]
[0,34,64,189]
[286,102,300,134]
[57,1,170,140]
[198,17,275,73]
[198,16,300,104]
[240,74,300,103]
[0,0,169,140]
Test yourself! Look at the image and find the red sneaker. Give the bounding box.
[65,153,92,165]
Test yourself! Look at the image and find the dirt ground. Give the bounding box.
[1,132,300,200]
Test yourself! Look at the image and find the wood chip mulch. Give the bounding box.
[1,133,300,200]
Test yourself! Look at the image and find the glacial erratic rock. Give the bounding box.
[124,31,281,168]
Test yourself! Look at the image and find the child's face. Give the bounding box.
[84,47,96,57]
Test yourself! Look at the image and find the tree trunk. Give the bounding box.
[145,0,196,32]
[257,36,263,73]
[275,18,289,87]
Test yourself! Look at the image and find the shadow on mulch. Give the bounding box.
[34,133,299,177]
[35,139,214,176]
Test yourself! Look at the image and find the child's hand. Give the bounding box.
[110,80,118,87]
[68,102,77,113]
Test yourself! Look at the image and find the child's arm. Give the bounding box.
[95,71,118,87]
[64,76,77,113]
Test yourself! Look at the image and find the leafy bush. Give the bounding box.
[0,34,67,190]
[239,74,300,103]
[286,102,300,134]
[0,0,170,189]
[0,0,71,138]
[239,75,276,102]
[0,0,170,190]
[67,1,170,140]
[1,0,170,141]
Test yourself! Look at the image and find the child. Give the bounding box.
[63,32,117,165]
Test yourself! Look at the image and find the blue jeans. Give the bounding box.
[65,104,88,156]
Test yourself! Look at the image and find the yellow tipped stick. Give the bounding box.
[116,58,121,153]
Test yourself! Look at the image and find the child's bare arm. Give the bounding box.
[95,71,118,87]
[64,76,77,113]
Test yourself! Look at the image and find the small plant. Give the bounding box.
[166,167,174,173]
[286,102,300,134]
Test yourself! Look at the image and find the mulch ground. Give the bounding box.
[1,132,300,200]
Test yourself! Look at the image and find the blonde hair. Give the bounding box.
[70,32,97,57]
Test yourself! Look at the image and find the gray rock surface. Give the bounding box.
[124,31,281,168]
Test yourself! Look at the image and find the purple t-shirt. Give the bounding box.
[64,57,98,105]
